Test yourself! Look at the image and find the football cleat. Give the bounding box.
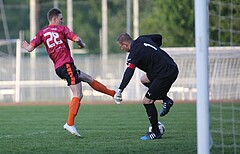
[160,97,174,117]
[140,132,162,140]
[63,123,81,137]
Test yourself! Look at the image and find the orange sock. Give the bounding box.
[89,80,116,97]
[67,97,81,126]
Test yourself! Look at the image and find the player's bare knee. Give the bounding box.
[142,97,154,104]
[140,75,150,84]
[79,71,94,83]
[79,93,83,100]
[140,76,146,84]
[75,90,83,99]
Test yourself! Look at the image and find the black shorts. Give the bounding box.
[55,63,81,86]
[145,68,178,100]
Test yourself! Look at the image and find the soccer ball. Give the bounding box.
[148,121,165,135]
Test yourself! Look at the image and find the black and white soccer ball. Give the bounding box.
[148,121,165,135]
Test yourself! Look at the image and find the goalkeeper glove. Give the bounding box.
[114,89,122,104]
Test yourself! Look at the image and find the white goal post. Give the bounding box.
[195,0,210,154]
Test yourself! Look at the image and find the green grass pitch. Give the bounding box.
[0,103,239,153]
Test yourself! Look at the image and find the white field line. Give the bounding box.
[0,130,62,139]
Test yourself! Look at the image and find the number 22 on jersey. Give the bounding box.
[44,32,63,48]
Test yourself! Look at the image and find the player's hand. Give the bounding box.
[78,41,85,49]
[76,39,85,49]
[21,40,34,52]
[21,40,29,48]
[114,89,122,104]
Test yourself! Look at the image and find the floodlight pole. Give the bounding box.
[132,0,141,100]
[15,31,24,103]
[101,0,108,60]
[67,0,73,51]
[133,0,139,39]
[195,0,210,154]
[30,0,37,101]
[126,0,131,34]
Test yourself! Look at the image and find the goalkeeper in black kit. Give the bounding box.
[114,33,179,140]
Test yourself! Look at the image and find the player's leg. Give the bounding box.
[67,82,82,126]
[78,70,116,97]
[160,67,179,116]
[56,63,82,137]
[140,97,162,140]
[143,98,159,134]
[140,74,151,87]
[150,77,176,117]
[160,95,174,117]
[63,83,82,137]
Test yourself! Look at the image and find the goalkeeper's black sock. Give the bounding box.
[143,103,160,134]
[162,95,170,102]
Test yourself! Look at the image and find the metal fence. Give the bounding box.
[0,45,240,103]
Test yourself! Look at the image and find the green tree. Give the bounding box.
[0,0,29,39]
[72,0,102,54]
[0,0,197,54]
[108,0,127,53]
[139,0,194,47]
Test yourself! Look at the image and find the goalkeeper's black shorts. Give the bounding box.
[145,67,178,100]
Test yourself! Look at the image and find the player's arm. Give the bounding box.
[64,26,85,49]
[141,34,162,47]
[119,65,135,91]
[21,41,35,52]
[74,36,85,49]
[114,63,136,103]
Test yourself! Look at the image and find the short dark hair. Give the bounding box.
[117,33,133,43]
[47,8,62,21]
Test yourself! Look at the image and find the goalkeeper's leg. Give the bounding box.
[140,97,162,140]
[140,74,151,87]
[143,98,160,134]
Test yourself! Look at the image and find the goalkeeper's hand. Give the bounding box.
[114,89,122,104]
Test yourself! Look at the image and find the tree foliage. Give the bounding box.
[139,0,194,47]
[3,0,239,54]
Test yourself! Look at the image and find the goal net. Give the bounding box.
[0,39,17,101]
[209,0,240,153]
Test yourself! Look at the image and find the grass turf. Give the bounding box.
[0,103,239,153]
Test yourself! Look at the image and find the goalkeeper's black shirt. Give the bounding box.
[119,34,178,91]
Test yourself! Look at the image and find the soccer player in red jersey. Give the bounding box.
[22,8,116,137]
